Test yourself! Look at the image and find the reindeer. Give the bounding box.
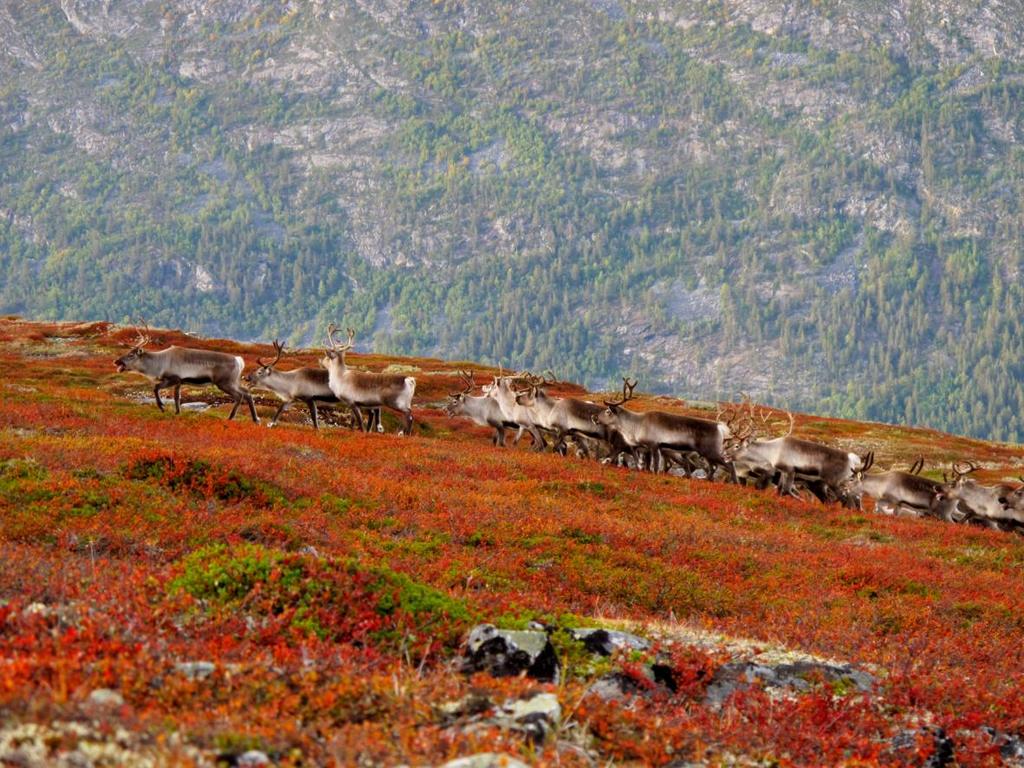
[840,458,960,520]
[482,372,547,450]
[731,412,871,504]
[444,370,517,446]
[937,462,1023,529]
[113,323,258,422]
[594,379,739,481]
[514,373,626,460]
[245,340,380,430]
[320,325,416,434]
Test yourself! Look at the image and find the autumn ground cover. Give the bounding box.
[2,318,1024,766]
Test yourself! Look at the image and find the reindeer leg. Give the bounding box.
[247,391,259,423]
[403,409,413,435]
[308,400,319,430]
[351,405,366,432]
[777,469,795,496]
[530,426,546,452]
[374,408,385,433]
[173,383,182,414]
[153,380,168,412]
[270,401,290,427]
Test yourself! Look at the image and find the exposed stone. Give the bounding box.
[437,691,493,723]
[704,660,874,708]
[890,726,954,767]
[586,671,648,701]
[980,727,1024,765]
[569,627,650,656]
[461,624,560,682]
[85,688,124,709]
[440,755,530,768]
[498,692,561,745]
[173,661,216,680]
[237,750,271,767]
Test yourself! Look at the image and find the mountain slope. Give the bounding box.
[3,318,1024,765]
[2,1,1024,440]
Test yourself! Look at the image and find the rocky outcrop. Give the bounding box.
[459,624,560,682]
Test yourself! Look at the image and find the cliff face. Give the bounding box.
[3,0,1024,439]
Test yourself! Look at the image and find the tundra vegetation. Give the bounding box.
[3,319,1024,766]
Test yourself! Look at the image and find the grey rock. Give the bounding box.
[237,750,271,767]
[174,661,216,680]
[705,660,874,708]
[569,627,650,656]
[437,691,493,722]
[61,750,93,768]
[500,692,561,745]
[980,727,1024,765]
[586,671,648,701]
[890,727,954,767]
[440,755,530,768]
[85,688,124,708]
[461,624,560,682]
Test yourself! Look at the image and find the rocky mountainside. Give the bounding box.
[2,0,1024,440]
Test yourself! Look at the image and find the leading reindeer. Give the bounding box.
[320,325,416,434]
[113,322,258,422]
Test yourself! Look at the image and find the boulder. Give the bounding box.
[440,755,530,768]
[85,688,124,709]
[704,660,874,708]
[890,726,954,767]
[499,692,561,745]
[461,624,559,682]
[586,672,649,701]
[237,751,272,767]
[174,661,216,681]
[568,627,650,656]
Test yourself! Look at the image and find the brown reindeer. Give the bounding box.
[245,340,379,430]
[113,322,258,422]
[731,410,871,505]
[320,325,416,434]
[594,379,739,481]
[444,370,517,446]
[840,458,960,520]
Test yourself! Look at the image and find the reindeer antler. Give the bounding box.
[325,324,355,353]
[908,456,925,475]
[952,460,980,482]
[604,377,637,408]
[131,318,152,349]
[258,339,286,368]
[454,369,475,396]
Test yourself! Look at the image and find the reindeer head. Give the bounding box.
[939,460,980,496]
[514,372,553,406]
[114,321,152,373]
[444,370,476,416]
[593,377,637,426]
[320,324,354,370]
[837,451,876,503]
[246,340,285,387]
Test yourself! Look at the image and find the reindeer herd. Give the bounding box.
[112,324,1024,534]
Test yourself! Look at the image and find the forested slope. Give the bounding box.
[2,0,1024,439]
